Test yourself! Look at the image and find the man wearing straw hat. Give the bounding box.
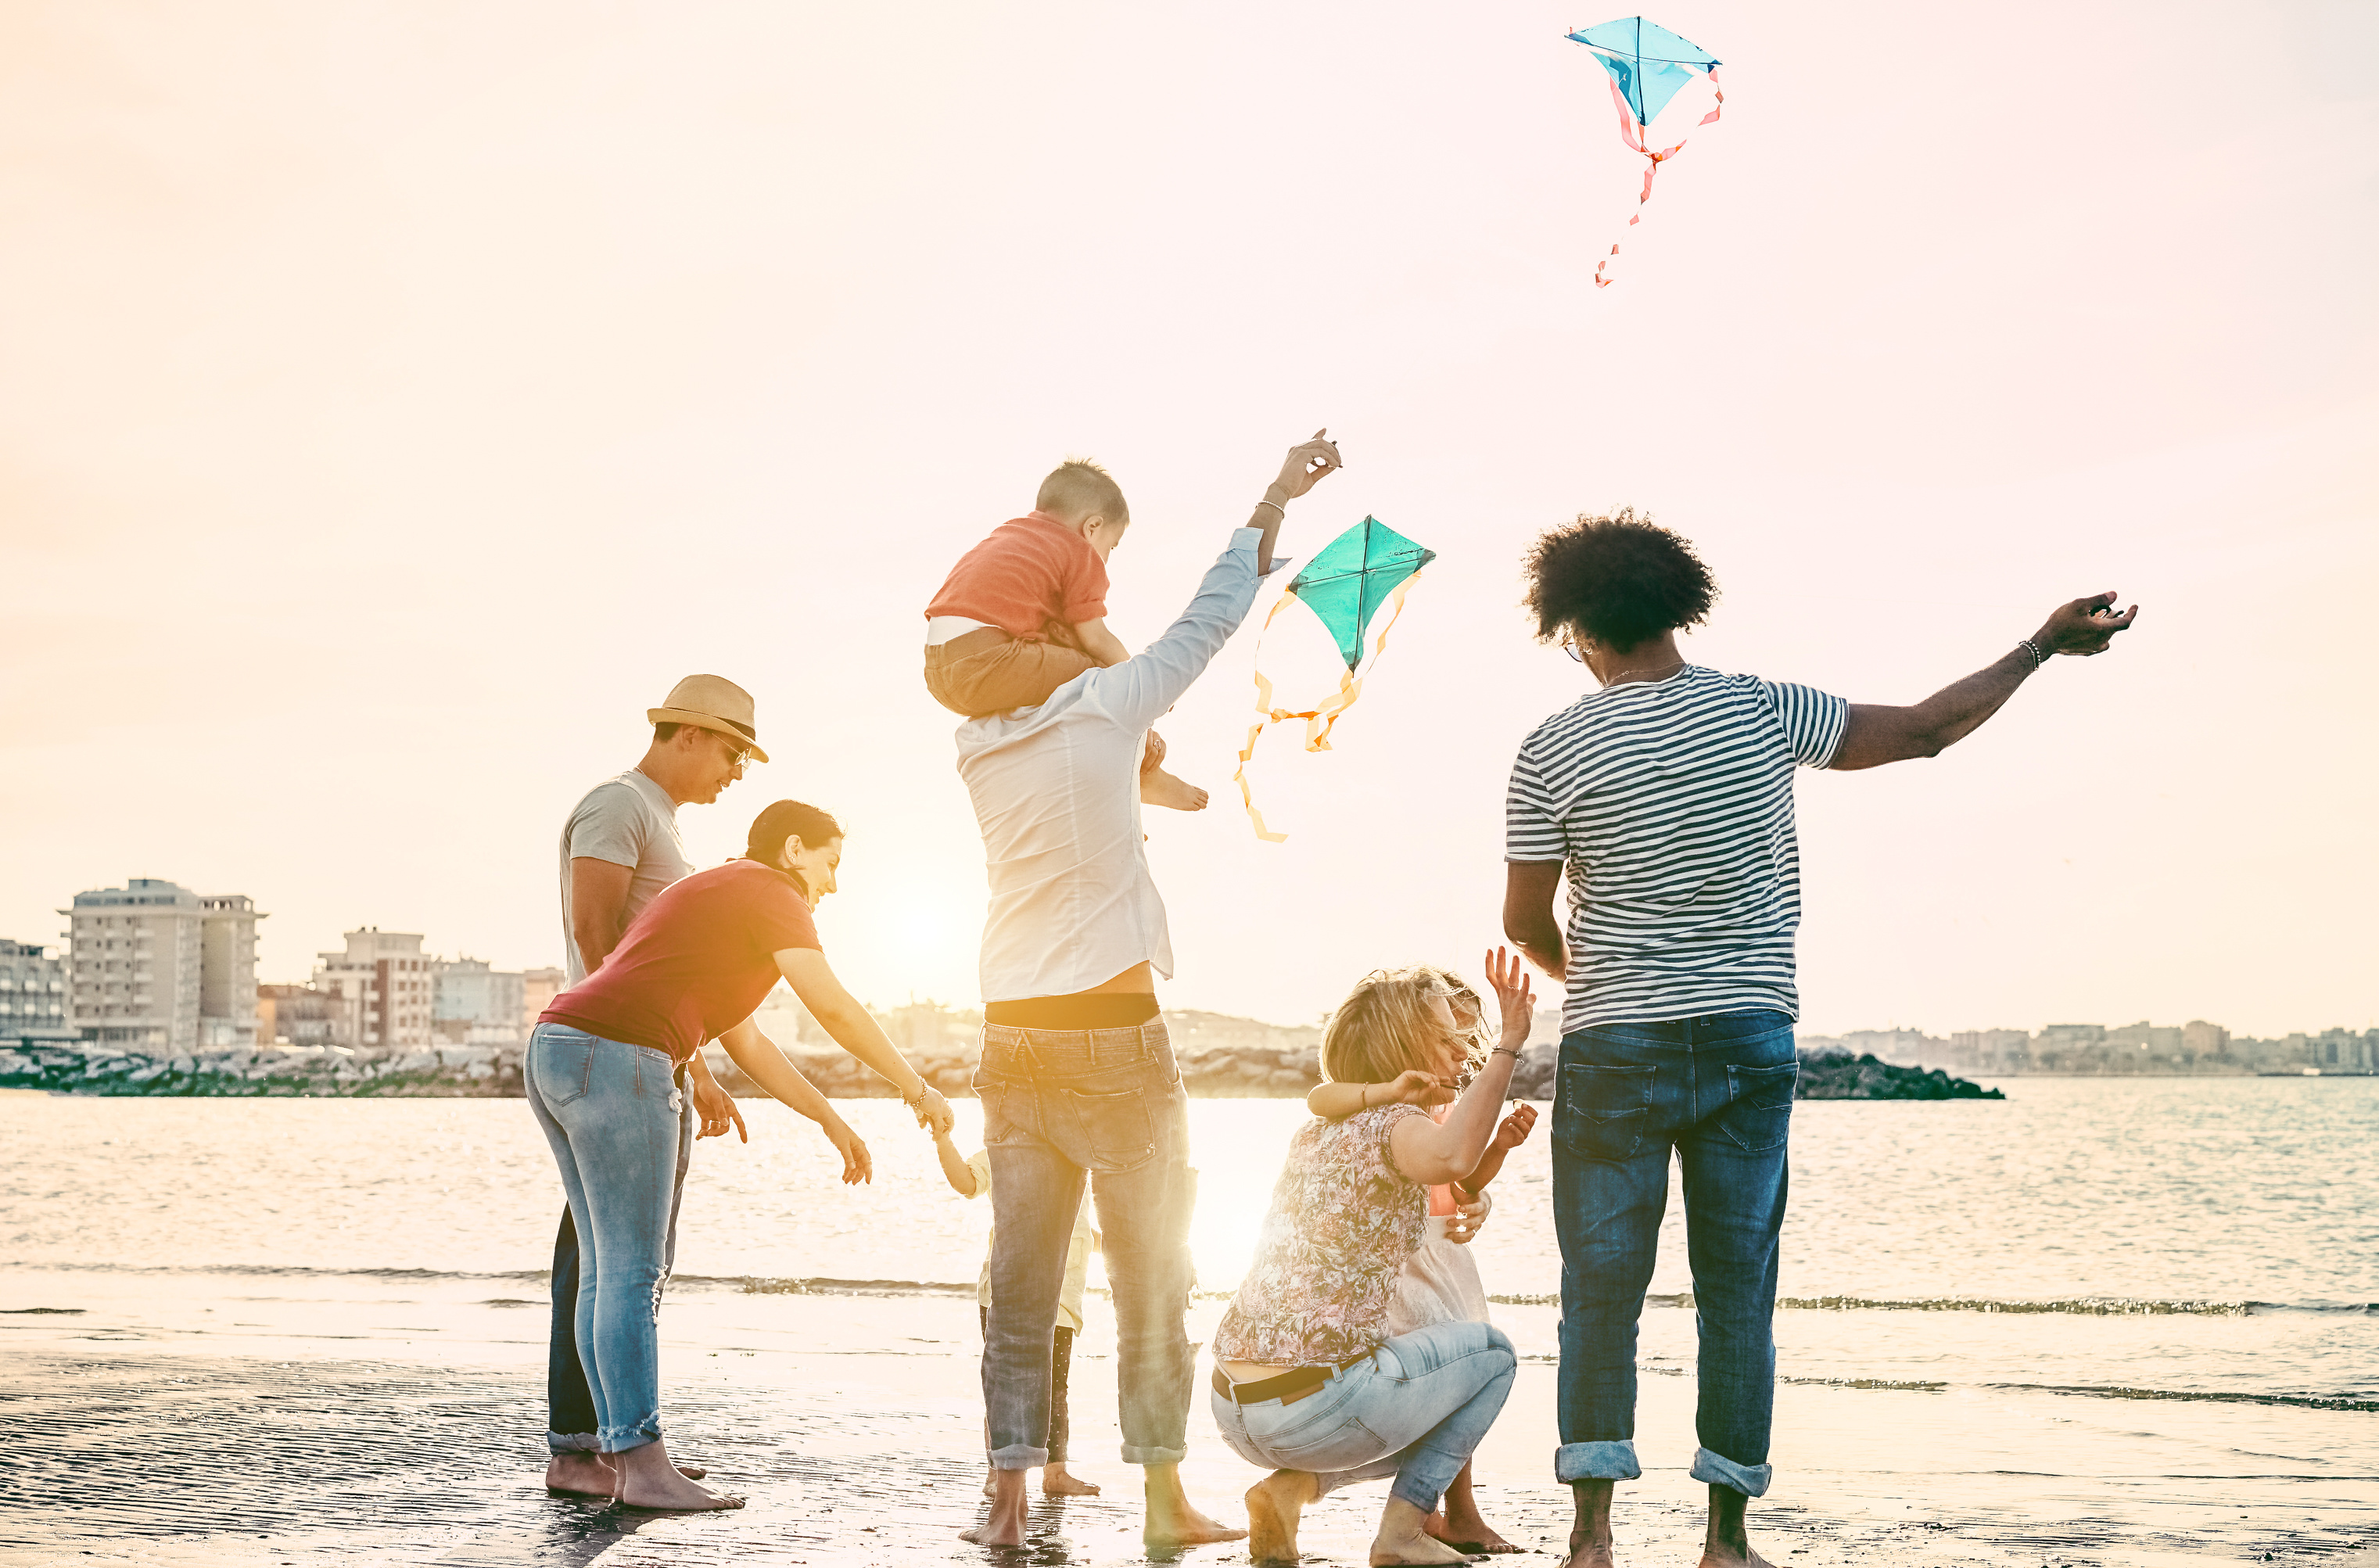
[540,673,766,1498]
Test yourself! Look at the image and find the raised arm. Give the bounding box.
[1388,949,1534,1186]
[774,947,956,1135]
[1831,592,2138,771]
[1096,432,1343,730]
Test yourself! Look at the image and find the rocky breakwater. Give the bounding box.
[0,1042,523,1097]
[1796,1046,2002,1100]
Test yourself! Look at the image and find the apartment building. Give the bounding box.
[312,928,436,1054]
[433,958,526,1045]
[63,879,263,1052]
[0,939,74,1046]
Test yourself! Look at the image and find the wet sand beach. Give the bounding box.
[5,1088,2376,1564]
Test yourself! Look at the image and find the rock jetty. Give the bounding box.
[1,1027,1999,1102]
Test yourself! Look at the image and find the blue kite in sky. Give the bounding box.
[1568,16,1724,287]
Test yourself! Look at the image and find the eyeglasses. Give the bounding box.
[1560,637,1587,664]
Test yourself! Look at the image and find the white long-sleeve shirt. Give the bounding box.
[958,528,1286,1002]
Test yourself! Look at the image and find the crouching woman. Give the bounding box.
[1210,949,1534,1566]
[528,799,956,1510]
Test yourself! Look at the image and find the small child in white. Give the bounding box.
[934,1121,1102,1498]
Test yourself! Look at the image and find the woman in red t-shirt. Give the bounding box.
[529,798,956,1510]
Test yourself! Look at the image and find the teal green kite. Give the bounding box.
[1233,516,1436,841]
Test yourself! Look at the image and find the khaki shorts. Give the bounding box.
[924,630,1164,773]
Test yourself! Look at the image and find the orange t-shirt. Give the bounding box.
[925,512,1109,641]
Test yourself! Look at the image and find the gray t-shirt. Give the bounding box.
[558,770,691,984]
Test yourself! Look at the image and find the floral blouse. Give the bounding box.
[1212,1104,1430,1366]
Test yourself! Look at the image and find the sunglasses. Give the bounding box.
[1560,637,1588,663]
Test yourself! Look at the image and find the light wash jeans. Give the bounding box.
[972,1019,1196,1469]
[1209,1321,1517,1513]
[525,1022,689,1455]
[1552,1009,1796,1497]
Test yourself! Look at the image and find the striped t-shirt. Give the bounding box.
[1505,666,1847,1032]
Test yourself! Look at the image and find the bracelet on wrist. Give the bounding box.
[1254,497,1285,515]
[1491,1045,1522,1060]
[2018,637,2049,669]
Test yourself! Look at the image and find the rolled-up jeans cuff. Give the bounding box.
[547,1430,601,1455]
[1555,1439,1642,1483]
[989,1443,1048,1470]
[1121,1441,1187,1466]
[1691,1447,1773,1497]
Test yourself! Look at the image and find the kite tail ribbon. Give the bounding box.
[1231,572,1423,843]
[1594,66,1722,289]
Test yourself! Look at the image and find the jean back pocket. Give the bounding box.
[1061,1082,1158,1172]
[1556,1063,1656,1163]
[1717,1060,1797,1153]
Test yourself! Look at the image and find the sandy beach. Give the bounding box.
[6,1271,2374,1568]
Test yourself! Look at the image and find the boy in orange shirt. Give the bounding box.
[923,459,1206,811]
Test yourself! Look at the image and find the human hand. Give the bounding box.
[1491,1102,1538,1152]
[1383,1068,1457,1109]
[691,1067,748,1143]
[823,1114,874,1185]
[2033,591,2138,658]
[912,1082,956,1136]
[1268,429,1343,503]
[1483,945,1534,1053]
[1444,1189,1491,1244]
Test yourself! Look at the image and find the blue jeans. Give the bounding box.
[526,1023,691,1455]
[1552,1010,1796,1497]
[972,1019,1196,1469]
[1211,1322,1517,1513]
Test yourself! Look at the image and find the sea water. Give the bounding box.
[3,1078,2374,1562]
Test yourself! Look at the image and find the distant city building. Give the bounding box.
[62,879,263,1052]
[257,983,342,1047]
[519,966,564,1032]
[2182,1020,2230,1059]
[312,928,435,1054]
[0,939,75,1046]
[434,958,526,1045]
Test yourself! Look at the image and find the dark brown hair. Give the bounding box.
[1523,507,1716,655]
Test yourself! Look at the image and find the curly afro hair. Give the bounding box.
[1522,508,1717,654]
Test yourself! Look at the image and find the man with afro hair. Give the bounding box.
[1502,508,2135,1568]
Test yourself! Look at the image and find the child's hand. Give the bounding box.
[1484,945,1534,1052]
[1383,1068,1456,1109]
[1492,1102,1538,1152]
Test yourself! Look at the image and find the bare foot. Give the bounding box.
[613,1441,743,1512]
[1144,1462,1249,1552]
[982,1462,999,1499]
[1561,1537,1618,1568]
[1042,1462,1100,1496]
[1244,1471,1315,1565]
[1698,1545,1777,1568]
[1429,1507,1522,1554]
[963,1467,1028,1547]
[544,1453,614,1497]
[546,1454,709,1495]
[1372,1498,1469,1565]
[1139,766,1210,812]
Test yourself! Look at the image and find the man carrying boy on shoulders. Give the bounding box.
[959,432,1342,1552]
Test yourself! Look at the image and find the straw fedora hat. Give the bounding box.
[648,674,769,763]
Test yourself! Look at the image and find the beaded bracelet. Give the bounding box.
[2018,637,2049,669]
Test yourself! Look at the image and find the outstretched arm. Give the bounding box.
[1831,593,2138,770]
[774,948,956,1136]
[1097,432,1343,730]
[714,1014,873,1183]
[1306,1069,1455,1121]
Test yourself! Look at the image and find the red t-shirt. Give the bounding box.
[924,512,1109,641]
[541,858,820,1065]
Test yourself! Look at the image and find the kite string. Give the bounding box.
[1232,572,1424,843]
[1594,66,1723,289]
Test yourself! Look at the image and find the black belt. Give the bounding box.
[1212,1354,1372,1407]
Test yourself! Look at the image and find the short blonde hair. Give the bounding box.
[1035,458,1129,526]
[1320,966,1459,1087]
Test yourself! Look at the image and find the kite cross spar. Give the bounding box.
[1569,16,1723,287]
[1232,516,1434,842]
